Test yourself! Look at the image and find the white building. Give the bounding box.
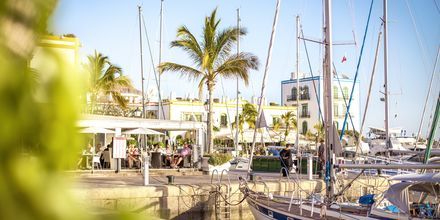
[162,97,296,142]
[281,73,360,134]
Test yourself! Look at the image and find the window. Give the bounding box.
[182,113,202,122]
[301,86,310,100]
[333,86,339,99]
[343,87,349,98]
[289,87,297,101]
[302,121,308,135]
[334,104,339,117]
[220,114,228,127]
[301,104,309,117]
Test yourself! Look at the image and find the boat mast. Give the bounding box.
[138,6,145,119]
[138,6,147,151]
[296,15,300,157]
[323,0,335,199]
[158,0,164,120]
[383,0,390,150]
[235,8,240,156]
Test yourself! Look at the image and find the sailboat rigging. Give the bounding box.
[241,0,440,219]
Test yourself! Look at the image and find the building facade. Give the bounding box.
[281,74,360,134]
[30,35,81,68]
[162,97,297,141]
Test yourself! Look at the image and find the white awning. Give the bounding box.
[384,182,411,214]
[122,127,163,135]
[79,127,114,134]
[390,173,440,183]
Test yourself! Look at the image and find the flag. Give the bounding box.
[341,53,347,63]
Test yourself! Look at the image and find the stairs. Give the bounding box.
[211,170,232,220]
[215,184,231,220]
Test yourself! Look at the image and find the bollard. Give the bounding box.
[143,155,149,185]
[307,155,313,180]
[166,175,174,184]
[249,172,255,181]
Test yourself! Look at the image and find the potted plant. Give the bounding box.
[202,153,232,174]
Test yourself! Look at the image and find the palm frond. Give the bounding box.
[214,52,259,85]
[214,27,246,62]
[171,25,203,66]
[110,91,128,109]
[159,62,204,81]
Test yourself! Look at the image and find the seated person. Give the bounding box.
[163,145,173,167]
[127,145,140,169]
[171,144,191,168]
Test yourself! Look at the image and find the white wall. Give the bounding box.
[281,76,360,134]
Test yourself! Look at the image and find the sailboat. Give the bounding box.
[241,0,440,219]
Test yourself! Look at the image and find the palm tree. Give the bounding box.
[281,111,297,142]
[159,9,259,153]
[242,102,258,129]
[87,50,132,114]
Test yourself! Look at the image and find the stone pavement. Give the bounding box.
[72,170,294,188]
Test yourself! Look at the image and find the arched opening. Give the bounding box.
[301,86,310,100]
[290,87,297,101]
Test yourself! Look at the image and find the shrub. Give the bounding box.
[208,153,233,166]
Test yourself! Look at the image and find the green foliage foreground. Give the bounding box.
[0,1,141,219]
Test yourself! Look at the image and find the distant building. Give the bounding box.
[281,73,360,134]
[161,96,296,141]
[30,35,81,68]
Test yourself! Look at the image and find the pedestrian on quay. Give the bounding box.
[279,144,293,177]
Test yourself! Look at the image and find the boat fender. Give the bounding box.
[268,193,273,200]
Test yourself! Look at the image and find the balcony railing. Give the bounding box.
[300,112,311,118]
[286,94,310,101]
[286,95,296,101]
[300,95,310,100]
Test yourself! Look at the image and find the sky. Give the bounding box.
[52,0,440,138]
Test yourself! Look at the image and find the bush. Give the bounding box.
[208,153,233,166]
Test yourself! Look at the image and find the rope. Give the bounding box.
[220,78,236,141]
[340,0,374,139]
[248,0,281,174]
[333,64,358,139]
[141,14,166,118]
[415,46,440,147]
[300,28,324,123]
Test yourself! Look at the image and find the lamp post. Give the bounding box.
[203,101,209,152]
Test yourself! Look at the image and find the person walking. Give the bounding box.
[279,144,292,177]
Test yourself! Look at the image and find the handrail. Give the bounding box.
[252,179,271,206]
[210,169,219,184]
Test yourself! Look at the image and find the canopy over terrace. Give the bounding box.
[78,114,206,153]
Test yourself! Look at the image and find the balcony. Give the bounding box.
[300,112,311,118]
[286,94,310,101]
[300,95,310,100]
[286,94,296,101]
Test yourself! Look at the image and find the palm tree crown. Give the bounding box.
[87,50,132,113]
[159,9,259,153]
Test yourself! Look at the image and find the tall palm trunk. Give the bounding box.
[207,82,214,154]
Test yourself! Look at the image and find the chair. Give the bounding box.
[93,155,101,170]
[103,151,111,169]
